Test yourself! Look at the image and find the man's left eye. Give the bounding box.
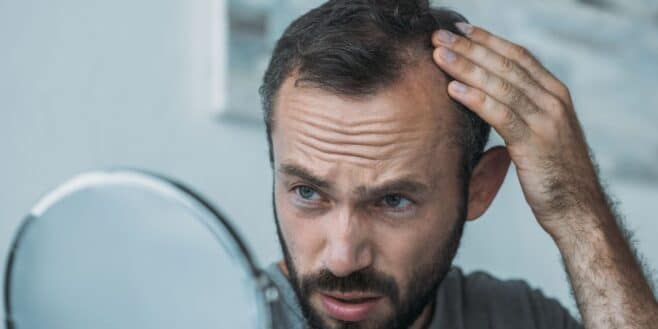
[381,194,412,210]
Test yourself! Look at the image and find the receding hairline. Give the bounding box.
[269,45,452,133]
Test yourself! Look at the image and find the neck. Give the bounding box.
[409,299,436,329]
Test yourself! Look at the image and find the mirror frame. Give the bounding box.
[3,169,277,329]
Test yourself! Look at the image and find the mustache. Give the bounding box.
[299,267,400,304]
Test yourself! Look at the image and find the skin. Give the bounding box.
[271,56,510,328]
[431,23,658,328]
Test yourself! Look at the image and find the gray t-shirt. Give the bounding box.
[264,263,583,329]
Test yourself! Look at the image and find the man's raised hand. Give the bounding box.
[431,23,606,238]
[430,22,658,329]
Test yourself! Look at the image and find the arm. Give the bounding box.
[430,23,658,328]
[553,199,658,328]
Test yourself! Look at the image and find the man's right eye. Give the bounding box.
[294,185,319,200]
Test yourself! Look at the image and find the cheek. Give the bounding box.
[275,185,326,271]
[373,195,460,284]
[374,225,439,271]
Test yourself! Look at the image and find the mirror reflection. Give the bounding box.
[5,171,271,329]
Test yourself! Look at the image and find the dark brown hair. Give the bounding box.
[259,0,490,176]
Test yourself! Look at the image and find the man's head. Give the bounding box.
[259,1,510,328]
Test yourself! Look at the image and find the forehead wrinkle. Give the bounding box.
[317,154,380,169]
[293,118,424,147]
[292,124,427,164]
[290,113,423,137]
[284,90,432,132]
[290,107,412,131]
[301,150,388,169]
[285,106,434,164]
[291,135,422,171]
[295,137,384,162]
[288,120,443,169]
[297,129,410,148]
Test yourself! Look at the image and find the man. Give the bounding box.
[258,1,658,328]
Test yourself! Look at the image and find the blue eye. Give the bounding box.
[295,185,318,200]
[382,194,412,210]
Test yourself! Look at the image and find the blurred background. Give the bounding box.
[1,0,657,325]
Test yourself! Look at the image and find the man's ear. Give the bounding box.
[466,146,511,221]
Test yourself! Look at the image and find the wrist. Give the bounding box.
[543,206,615,248]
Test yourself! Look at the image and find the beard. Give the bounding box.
[271,183,467,329]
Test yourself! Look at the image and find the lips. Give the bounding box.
[319,291,383,322]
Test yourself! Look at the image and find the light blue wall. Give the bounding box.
[0,0,281,325]
[1,0,657,327]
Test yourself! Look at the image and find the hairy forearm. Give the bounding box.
[551,205,658,328]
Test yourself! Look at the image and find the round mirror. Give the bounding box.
[4,169,278,329]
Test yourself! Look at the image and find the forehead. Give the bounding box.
[271,61,461,185]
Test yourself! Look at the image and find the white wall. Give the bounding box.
[1,0,657,327]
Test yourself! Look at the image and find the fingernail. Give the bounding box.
[439,47,456,62]
[436,29,456,44]
[451,81,469,93]
[455,22,473,36]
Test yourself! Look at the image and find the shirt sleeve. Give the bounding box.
[460,270,583,329]
[524,285,583,329]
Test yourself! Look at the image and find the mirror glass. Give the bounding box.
[5,170,272,329]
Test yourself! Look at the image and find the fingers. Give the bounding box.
[452,23,571,104]
[429,22,576,146]
[447,81,530,143]
[431,29,550,109]
[432,46,543,120]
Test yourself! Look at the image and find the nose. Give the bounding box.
[322,207,373,277]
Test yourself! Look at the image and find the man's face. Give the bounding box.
[271,61,467,329]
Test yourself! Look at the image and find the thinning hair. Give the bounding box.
[259,0,491,177]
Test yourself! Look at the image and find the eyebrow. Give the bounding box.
[278,163,333,190]
[277,163,430,199]
[354,179,429,199]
